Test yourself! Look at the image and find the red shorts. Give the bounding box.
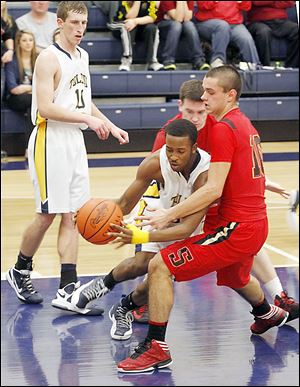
[160,218,268,288]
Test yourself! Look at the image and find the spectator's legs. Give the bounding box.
[195,19,230,64]
[140,23,159,64]
[230,24,260,64]
[247,22,272,66]
[181,21,207,68]
[158,20,182,65]
[266,19,299,68]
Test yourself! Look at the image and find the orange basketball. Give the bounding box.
[76,198,123,245]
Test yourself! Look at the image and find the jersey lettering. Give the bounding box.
[168,247,194,267]
[250,134,264,178]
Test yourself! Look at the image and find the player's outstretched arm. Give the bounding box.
[91,102,129,144]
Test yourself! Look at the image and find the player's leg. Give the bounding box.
[6,213,55,304]
[70,250,155,309]
[252,247,299,320]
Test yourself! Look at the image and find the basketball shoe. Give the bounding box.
[52,281,104,316]
[250,304,289,334]
[133,304,149,324]
[70,277,109,309]
[6,267,43,304]
[109,301,134,340]
[117,339,173,373]
[274,291,299,322]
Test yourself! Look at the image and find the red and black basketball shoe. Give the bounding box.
[251,304,289,335]
[117,339,172,373]
[274,291,299,322]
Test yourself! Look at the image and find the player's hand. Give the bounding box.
[134,208,173,230]
[85,116,110,140]
[265,178,290,199]
[108,223,133,249]
[110,126,129,145]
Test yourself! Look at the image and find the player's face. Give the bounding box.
[165,135,196,173]
[58,11,87,46]
[179,99,207,131]
[19,33,34,53]
[201,76,234,118]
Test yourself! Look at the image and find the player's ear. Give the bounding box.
[192,143,197,153]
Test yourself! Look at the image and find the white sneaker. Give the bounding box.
[210,58,224,68]
[51,281,104,316]
[119,56,132,71]
[148,61,164,71]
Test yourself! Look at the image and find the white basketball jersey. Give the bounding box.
[135,145,210,253]
[31,43,92,128]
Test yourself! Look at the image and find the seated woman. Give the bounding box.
[4,30,38,158]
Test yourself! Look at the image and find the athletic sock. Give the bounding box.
[264,277,284,300]
[104,269,118,290]
[15,252,33,271]
[147,321,168,342]
[60,264,77,288]
[252,297,271,316]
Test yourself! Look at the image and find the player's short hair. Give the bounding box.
[179,79,204,102]
[205,65,242,100]
[57,1,88,21]
[164,119,197,145]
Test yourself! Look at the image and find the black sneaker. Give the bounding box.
[51,281,104,316]
[70,277,110,309]
[6,267,43,304]
[109,301,134,340]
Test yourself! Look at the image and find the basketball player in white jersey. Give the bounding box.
[6,1,129,316]
[70,118,211,339]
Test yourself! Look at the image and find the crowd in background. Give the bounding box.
[1,1,299,157]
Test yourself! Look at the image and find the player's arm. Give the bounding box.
[109,170,209,244]
[114,153,161,216]
[137,161,230,229]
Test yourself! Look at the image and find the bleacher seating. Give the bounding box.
[2,2,299,155]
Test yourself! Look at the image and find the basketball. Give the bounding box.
[76,198,123,245]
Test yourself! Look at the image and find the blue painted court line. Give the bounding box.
[1,152,298,171]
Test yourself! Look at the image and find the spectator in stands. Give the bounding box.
[194,1,260,69]
[15,1,57,54]
[103,1,163,72]
[157,1,210,71]
[246,1,299,68]
[4,30,38,158]
[1,0,18,158]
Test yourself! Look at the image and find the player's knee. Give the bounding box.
[35,213,56,230]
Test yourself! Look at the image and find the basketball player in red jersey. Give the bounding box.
[132,79,298,325]
[114,65,295,373]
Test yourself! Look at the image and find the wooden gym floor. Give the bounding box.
[1,141,299,386]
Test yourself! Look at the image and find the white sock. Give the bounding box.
[264,277,283,300]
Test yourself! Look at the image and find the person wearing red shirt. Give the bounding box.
[115,65,296,373]
[246,1,299,67]
[194,1,260,69]
[156,1,209,70]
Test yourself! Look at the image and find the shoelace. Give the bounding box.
[20,270,37,294]
[115,306,134,329]
[131,340,151,359]
[82,278,108,301]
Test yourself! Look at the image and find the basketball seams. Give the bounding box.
[87,202,117,241]
[81,198,106,237]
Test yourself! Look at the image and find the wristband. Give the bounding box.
[125,224,150,244]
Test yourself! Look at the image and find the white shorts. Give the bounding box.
[28,122,90,214]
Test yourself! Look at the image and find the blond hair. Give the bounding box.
[15,30,38,83]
